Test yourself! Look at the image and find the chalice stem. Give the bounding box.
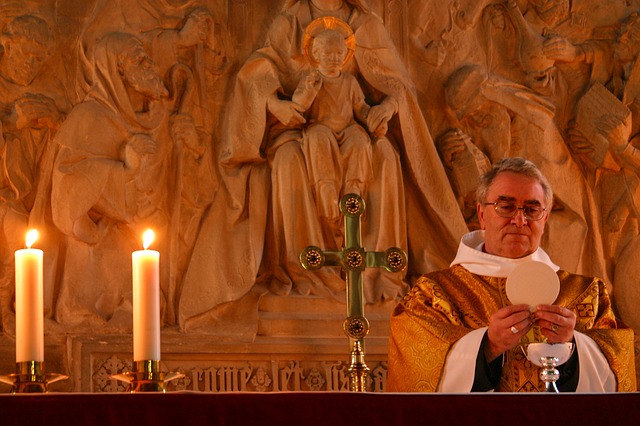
[540,356,560,393]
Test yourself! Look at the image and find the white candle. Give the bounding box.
[132,229,160,361]
[14,230,44,362]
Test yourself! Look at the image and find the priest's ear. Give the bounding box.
[477,202,487,230]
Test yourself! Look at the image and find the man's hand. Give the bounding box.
[534,304,576,343]
[485,304,532,362]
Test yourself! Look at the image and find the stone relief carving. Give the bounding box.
[178,0,466,334]
[0,12,70,332]
[0,0,638,384]
[51,32,174,331]
[76,0,231,326]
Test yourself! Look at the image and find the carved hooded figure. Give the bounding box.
[51,32,168,329]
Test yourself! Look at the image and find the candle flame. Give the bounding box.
[25,229,39,248]
[142,229,155,250]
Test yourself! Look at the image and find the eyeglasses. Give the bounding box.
[483,201,547,221]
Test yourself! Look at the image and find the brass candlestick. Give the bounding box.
[110,360,184,392]
[0,361,68,393]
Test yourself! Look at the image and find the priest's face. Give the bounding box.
[477,172,549,258]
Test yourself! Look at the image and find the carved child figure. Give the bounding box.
[292,29,388,225]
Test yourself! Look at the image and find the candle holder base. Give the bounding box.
[0,361,68,393]
[110,360,184,393]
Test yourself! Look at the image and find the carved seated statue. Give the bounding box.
[178,0,468,333]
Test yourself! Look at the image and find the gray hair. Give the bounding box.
[476,157,553,208]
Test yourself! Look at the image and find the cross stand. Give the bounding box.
[300,193,407,392]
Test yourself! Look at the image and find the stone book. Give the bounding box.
[575,81,630,168]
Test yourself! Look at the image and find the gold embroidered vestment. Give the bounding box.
[387,265,636,392]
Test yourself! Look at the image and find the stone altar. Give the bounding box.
[0,0,639,391]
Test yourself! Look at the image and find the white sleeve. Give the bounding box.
[574,331,617,392]
[437,327,487,392]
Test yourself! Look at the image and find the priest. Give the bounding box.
[387,157,636,392]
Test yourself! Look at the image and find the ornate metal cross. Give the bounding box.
[299,193,407,392]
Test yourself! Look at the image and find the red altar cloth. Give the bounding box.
[1,391,638,425]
